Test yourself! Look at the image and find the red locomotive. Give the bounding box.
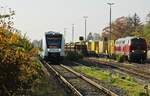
[114,37,147,62]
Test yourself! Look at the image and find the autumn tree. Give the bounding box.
[102,16,128,40]
[146,13,150,22]
[102,13,143,40]
[128,13,144,36]
[144,13,150,48]
[0,8,40,95]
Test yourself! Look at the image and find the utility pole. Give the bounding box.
[72,24,74,43]
[107,3,114,54]
[83,16,88,41]
[64,28,66,39]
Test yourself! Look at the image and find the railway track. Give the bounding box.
[85,58,150,80]
[42,60,118,96]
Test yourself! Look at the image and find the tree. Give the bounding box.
[144,23,150,48]
[146,12,150,23]
[0,8,40,95]
[144,12,150,48]
[128,13,144,36]
[102,16,129,40]
[102,13,143,40]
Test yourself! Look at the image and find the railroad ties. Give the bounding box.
[42,61,118,96]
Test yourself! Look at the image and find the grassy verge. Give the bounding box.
[72,65,150,96]
[88,57,137,68]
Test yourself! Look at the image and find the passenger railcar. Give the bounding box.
[114,37,147,62]
[41,31,65,62]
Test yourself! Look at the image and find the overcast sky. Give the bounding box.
[0,0,150,42]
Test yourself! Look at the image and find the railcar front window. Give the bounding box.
[46,35,62,48]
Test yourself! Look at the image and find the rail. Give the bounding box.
[44,61,82,96]
[61,64,118,96]
[42,60,118,96]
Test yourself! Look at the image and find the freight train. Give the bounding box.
[40,31,65,62]
[65,42,88,56]
[86,36,147,63]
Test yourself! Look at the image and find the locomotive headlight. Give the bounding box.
[47,48,61,52]
[132,50,134,52]
[143,50,146,53]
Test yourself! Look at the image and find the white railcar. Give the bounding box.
[41,31,65,62]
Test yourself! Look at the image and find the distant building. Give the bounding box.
[32,39,42,48]
[87,32,93,41]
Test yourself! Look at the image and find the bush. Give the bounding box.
[116,54,125,62]
[0,19,40,95]
[109,54,116,59]
[66,51,83,61]
[0,44,40,95]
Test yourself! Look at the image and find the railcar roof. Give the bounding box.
[45,31,62,35]
[116,36,143,42]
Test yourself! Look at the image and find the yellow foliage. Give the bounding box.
[0,11,40,94]
[10,32,18,43]
[29,48,39,56]
[0,34,3,41]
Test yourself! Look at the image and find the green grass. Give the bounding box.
[73,65,150,96]
[147,50,150,59]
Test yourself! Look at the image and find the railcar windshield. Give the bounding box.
[46,34,62,48]
[131,38,147,50]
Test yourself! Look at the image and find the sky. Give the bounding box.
[0,0,150,42]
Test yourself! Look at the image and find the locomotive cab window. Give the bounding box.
[46,35,62,48]
[131,38,147,50]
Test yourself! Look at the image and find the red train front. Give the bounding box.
[114,37,147,62]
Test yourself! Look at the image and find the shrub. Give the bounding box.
[0,44,40,95]
[66,51,83,61]
[116,54,125,62]
[0,11,40,95]
[109,53,116,59]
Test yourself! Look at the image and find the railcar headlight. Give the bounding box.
[58,49,61,51]
[143,50,146,53]
[132,50,134,52]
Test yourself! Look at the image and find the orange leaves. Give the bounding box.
[0,34,4,41]
[29,48,39,56]
[0,8,41,94]
[10,32,18,43]
[0,14,39,94]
